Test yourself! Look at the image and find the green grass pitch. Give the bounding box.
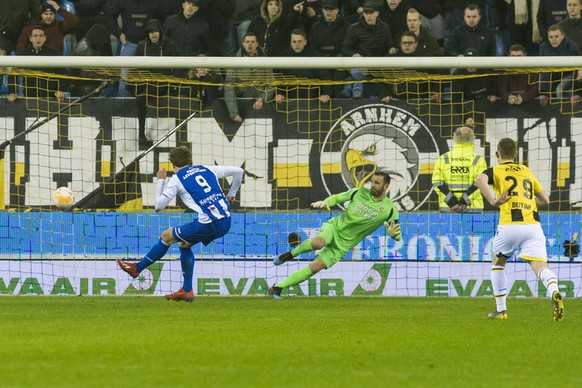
[1,297,580,387]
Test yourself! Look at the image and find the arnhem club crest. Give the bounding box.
[318,104,439,210]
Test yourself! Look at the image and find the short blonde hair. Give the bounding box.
[407,8,421,16]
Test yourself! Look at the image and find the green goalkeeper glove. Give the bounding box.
[384,220,401,241]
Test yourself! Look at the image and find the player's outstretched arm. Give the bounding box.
[314,189,357,211]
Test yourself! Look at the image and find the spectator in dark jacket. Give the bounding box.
[8,25,67,102]
[451,48,497,103]
[224,32,275,122]
[497,44,540,106]
[133,19,178,150]
[308,0,350,97]
[379,0,411,52]
[537,0,568,43]
[445,3,496,57]
[343,0,386,23]
[16,1,79,55]
[308,0,349,57]
[558,0,582,49]
[197,0,234,56]
[106,0,166,54]
[71,22,113,96]
[390,31,440,100]
[74,22,112,57]
[185,66,222,105]
[105,0,166,56]
[135,19,177,58]
[275,29,331,103]
[445,0,486,30]
[228,0,261,56]
[449,47,497,125]
[343,0,364,22]
[69,0,108,41]
[342,3,393,58]
[538,23,580,102]
[342,1,393,100]
[0,0,39,54]
[163,0,214,57]
[291,0,322,34]
[247,0,295,56]
[275,28,333,102]
[406,7,441,55]
[106,0,166,96]
[409,0,445,46]
[390,30,430,57]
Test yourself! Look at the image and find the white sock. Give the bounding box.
[491,265,507,311]
[537,267,559,296]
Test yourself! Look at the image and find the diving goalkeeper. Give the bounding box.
[268,171,402,299]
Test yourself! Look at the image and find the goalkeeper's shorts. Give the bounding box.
[315,222,348,269]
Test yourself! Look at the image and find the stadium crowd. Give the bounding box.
[1,0,581,104]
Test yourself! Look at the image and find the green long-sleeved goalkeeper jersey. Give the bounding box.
[321,187,400,251]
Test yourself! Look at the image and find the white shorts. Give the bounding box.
[493,224,548,262]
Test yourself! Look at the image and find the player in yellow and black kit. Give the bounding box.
[475,137,564,321]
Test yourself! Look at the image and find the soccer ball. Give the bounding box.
[53,187,75,209]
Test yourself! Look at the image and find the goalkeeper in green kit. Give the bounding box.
[268,171,402,299]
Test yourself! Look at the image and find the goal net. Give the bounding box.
[0,56,580,297]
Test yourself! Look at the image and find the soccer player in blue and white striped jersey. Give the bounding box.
[117,146,243,302]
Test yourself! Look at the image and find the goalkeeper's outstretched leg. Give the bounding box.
[272,236,327,266]
[269,258,327,299]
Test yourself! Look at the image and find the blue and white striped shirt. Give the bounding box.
[155,165,243,224]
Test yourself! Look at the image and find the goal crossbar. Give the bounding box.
[0,55,580,69]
